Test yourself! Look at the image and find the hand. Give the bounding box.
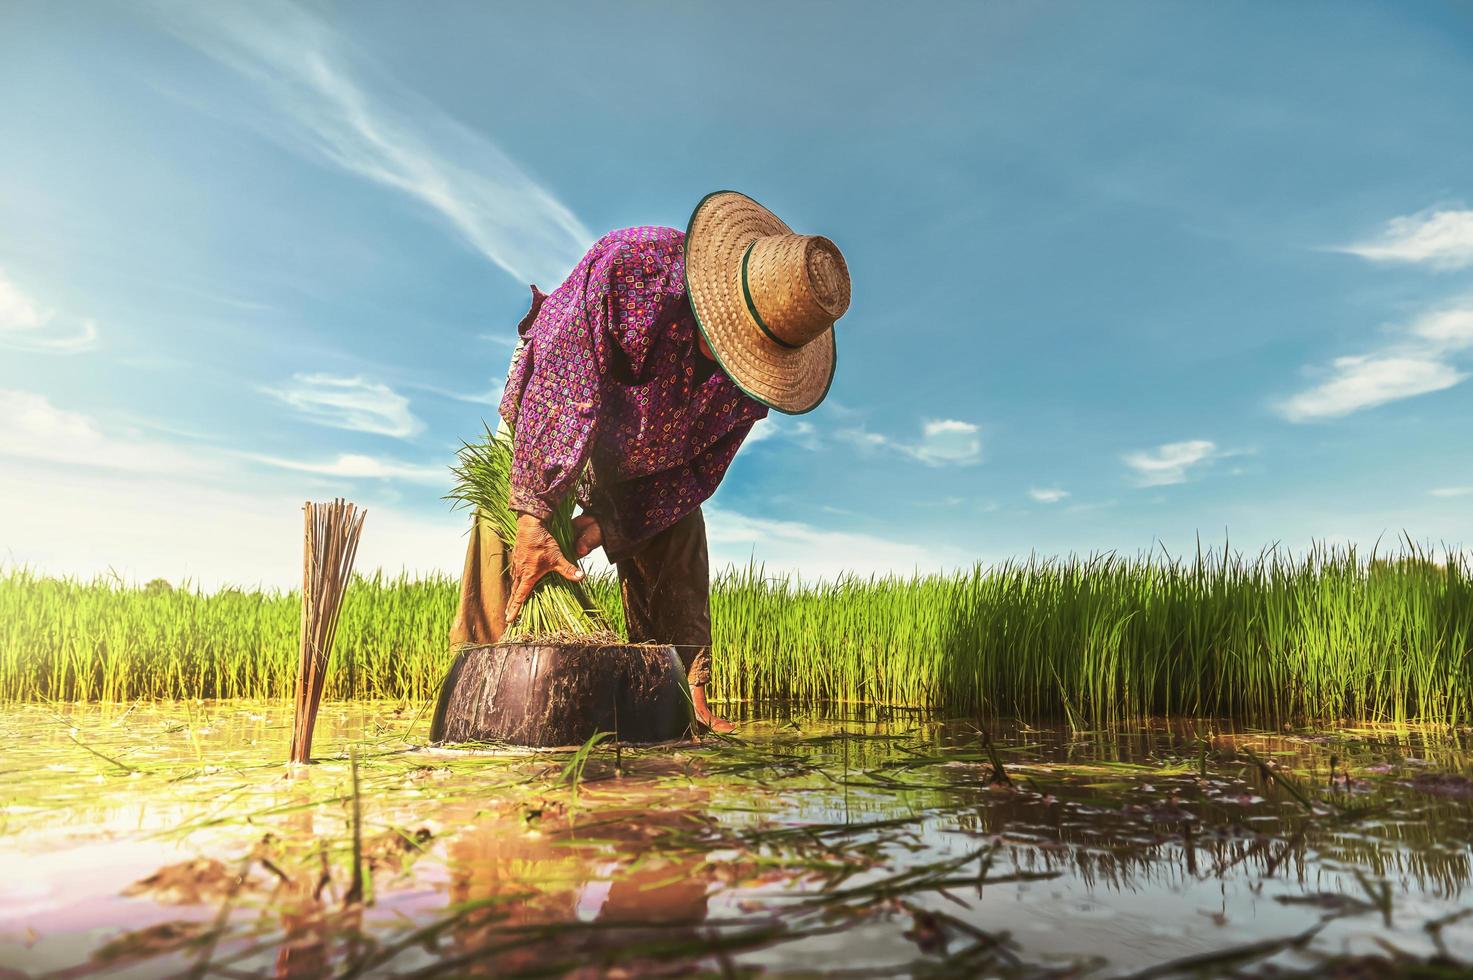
[571,513,603,559]
[506,512,584,626]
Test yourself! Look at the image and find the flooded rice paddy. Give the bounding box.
[2,703,1471,978]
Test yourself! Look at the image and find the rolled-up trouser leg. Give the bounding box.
[449,510,510,648]
[616,507,712,686]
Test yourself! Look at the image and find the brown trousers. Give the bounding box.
[449,507,713,687]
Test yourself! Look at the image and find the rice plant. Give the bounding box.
[3,542,1472,725]
[445,424,610,639]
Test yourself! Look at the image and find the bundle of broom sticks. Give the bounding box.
[289,498,366,765]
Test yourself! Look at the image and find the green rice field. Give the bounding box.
[7,548,1473,976]
[5,544,1471,725]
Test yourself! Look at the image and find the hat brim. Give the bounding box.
[684,190,836,415]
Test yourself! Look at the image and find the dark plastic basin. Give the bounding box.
[429,642,693,747]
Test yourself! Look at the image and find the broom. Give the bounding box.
[289,498,366,765]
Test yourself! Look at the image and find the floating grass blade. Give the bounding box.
[560,730,613,807]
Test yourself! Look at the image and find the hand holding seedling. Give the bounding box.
[506,512,584,626]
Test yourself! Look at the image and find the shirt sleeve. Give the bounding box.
[502,228,726,532]
[504,259,608,519]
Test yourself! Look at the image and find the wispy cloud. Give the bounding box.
[0,269,99,354]
[0,272,49,330]
[0,387,462,588]
[743,420,779,446]
[1340,208,1473,270]
[2,455,461,590]
[151,0,591,286]
[0,389,211,475]
[1430,486,1473,498]
[916,495,965,508]
[1409,307,1473,350]
[404,378,505,408]
[746,416,822,450]
[249,452,445,484]
[838,418,982,466]
[913,419,983,465]
[263,373,423,438]
[1122,439,1223,487]
[1279,356,1462,422]
[1278,304,1473,422]
[1028,487,1069,503]
[704,505,969,580]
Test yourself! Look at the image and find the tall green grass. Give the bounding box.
[3,544,1471,724]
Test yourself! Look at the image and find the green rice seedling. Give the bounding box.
[560,730,614,808]
[444,424,611,640]
[4,543,1473,726]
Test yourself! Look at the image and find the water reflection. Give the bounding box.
[1,703,1470,976]
[446,799,715,975]
[272,805,330,980]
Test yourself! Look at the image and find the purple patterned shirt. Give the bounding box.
[499,226,767,561]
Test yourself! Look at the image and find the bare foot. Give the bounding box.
[690,686,735,734]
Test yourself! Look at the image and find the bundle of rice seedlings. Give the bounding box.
[290,498,365,765]
[447,424,611,639]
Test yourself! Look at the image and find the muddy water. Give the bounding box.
[2,702,1470,977]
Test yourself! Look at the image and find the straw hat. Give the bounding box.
[684,190,850,414]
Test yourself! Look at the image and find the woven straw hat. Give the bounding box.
[685,190,850,414]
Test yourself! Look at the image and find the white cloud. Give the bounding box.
[151,0,591,287]
[0,390,208,475]
[0,389,463,589]
[1278,301,1473,422]
[0,271,49,329]
[405,378,505,408]
[0,389,976,588]
[746,416,821,451]
[1121,439,1221,487]
[914,419,982,465]
[263,373,423,438]
[3,388,442,488]
[250,452,446,485]
[0,269,99,353]
[1341,209,1473,269]
[1408,307,1473,352]
[1279,355,1464,422]
[1028,487,1069,504]
[916,496,965,508]
[743,420,778,445]
[838,427,887,451]
[0,461,462,591]
[1430,486,1473,498]
[838,417,982,467]
[0,475,958,590]
[703,505,968,581]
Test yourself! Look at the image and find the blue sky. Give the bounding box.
[5,0,1473,588]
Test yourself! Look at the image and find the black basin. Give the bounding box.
[429,642,693,747]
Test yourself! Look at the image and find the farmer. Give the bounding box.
[451,191,851,731]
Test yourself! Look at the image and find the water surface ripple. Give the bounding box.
[2,703,1470,977]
